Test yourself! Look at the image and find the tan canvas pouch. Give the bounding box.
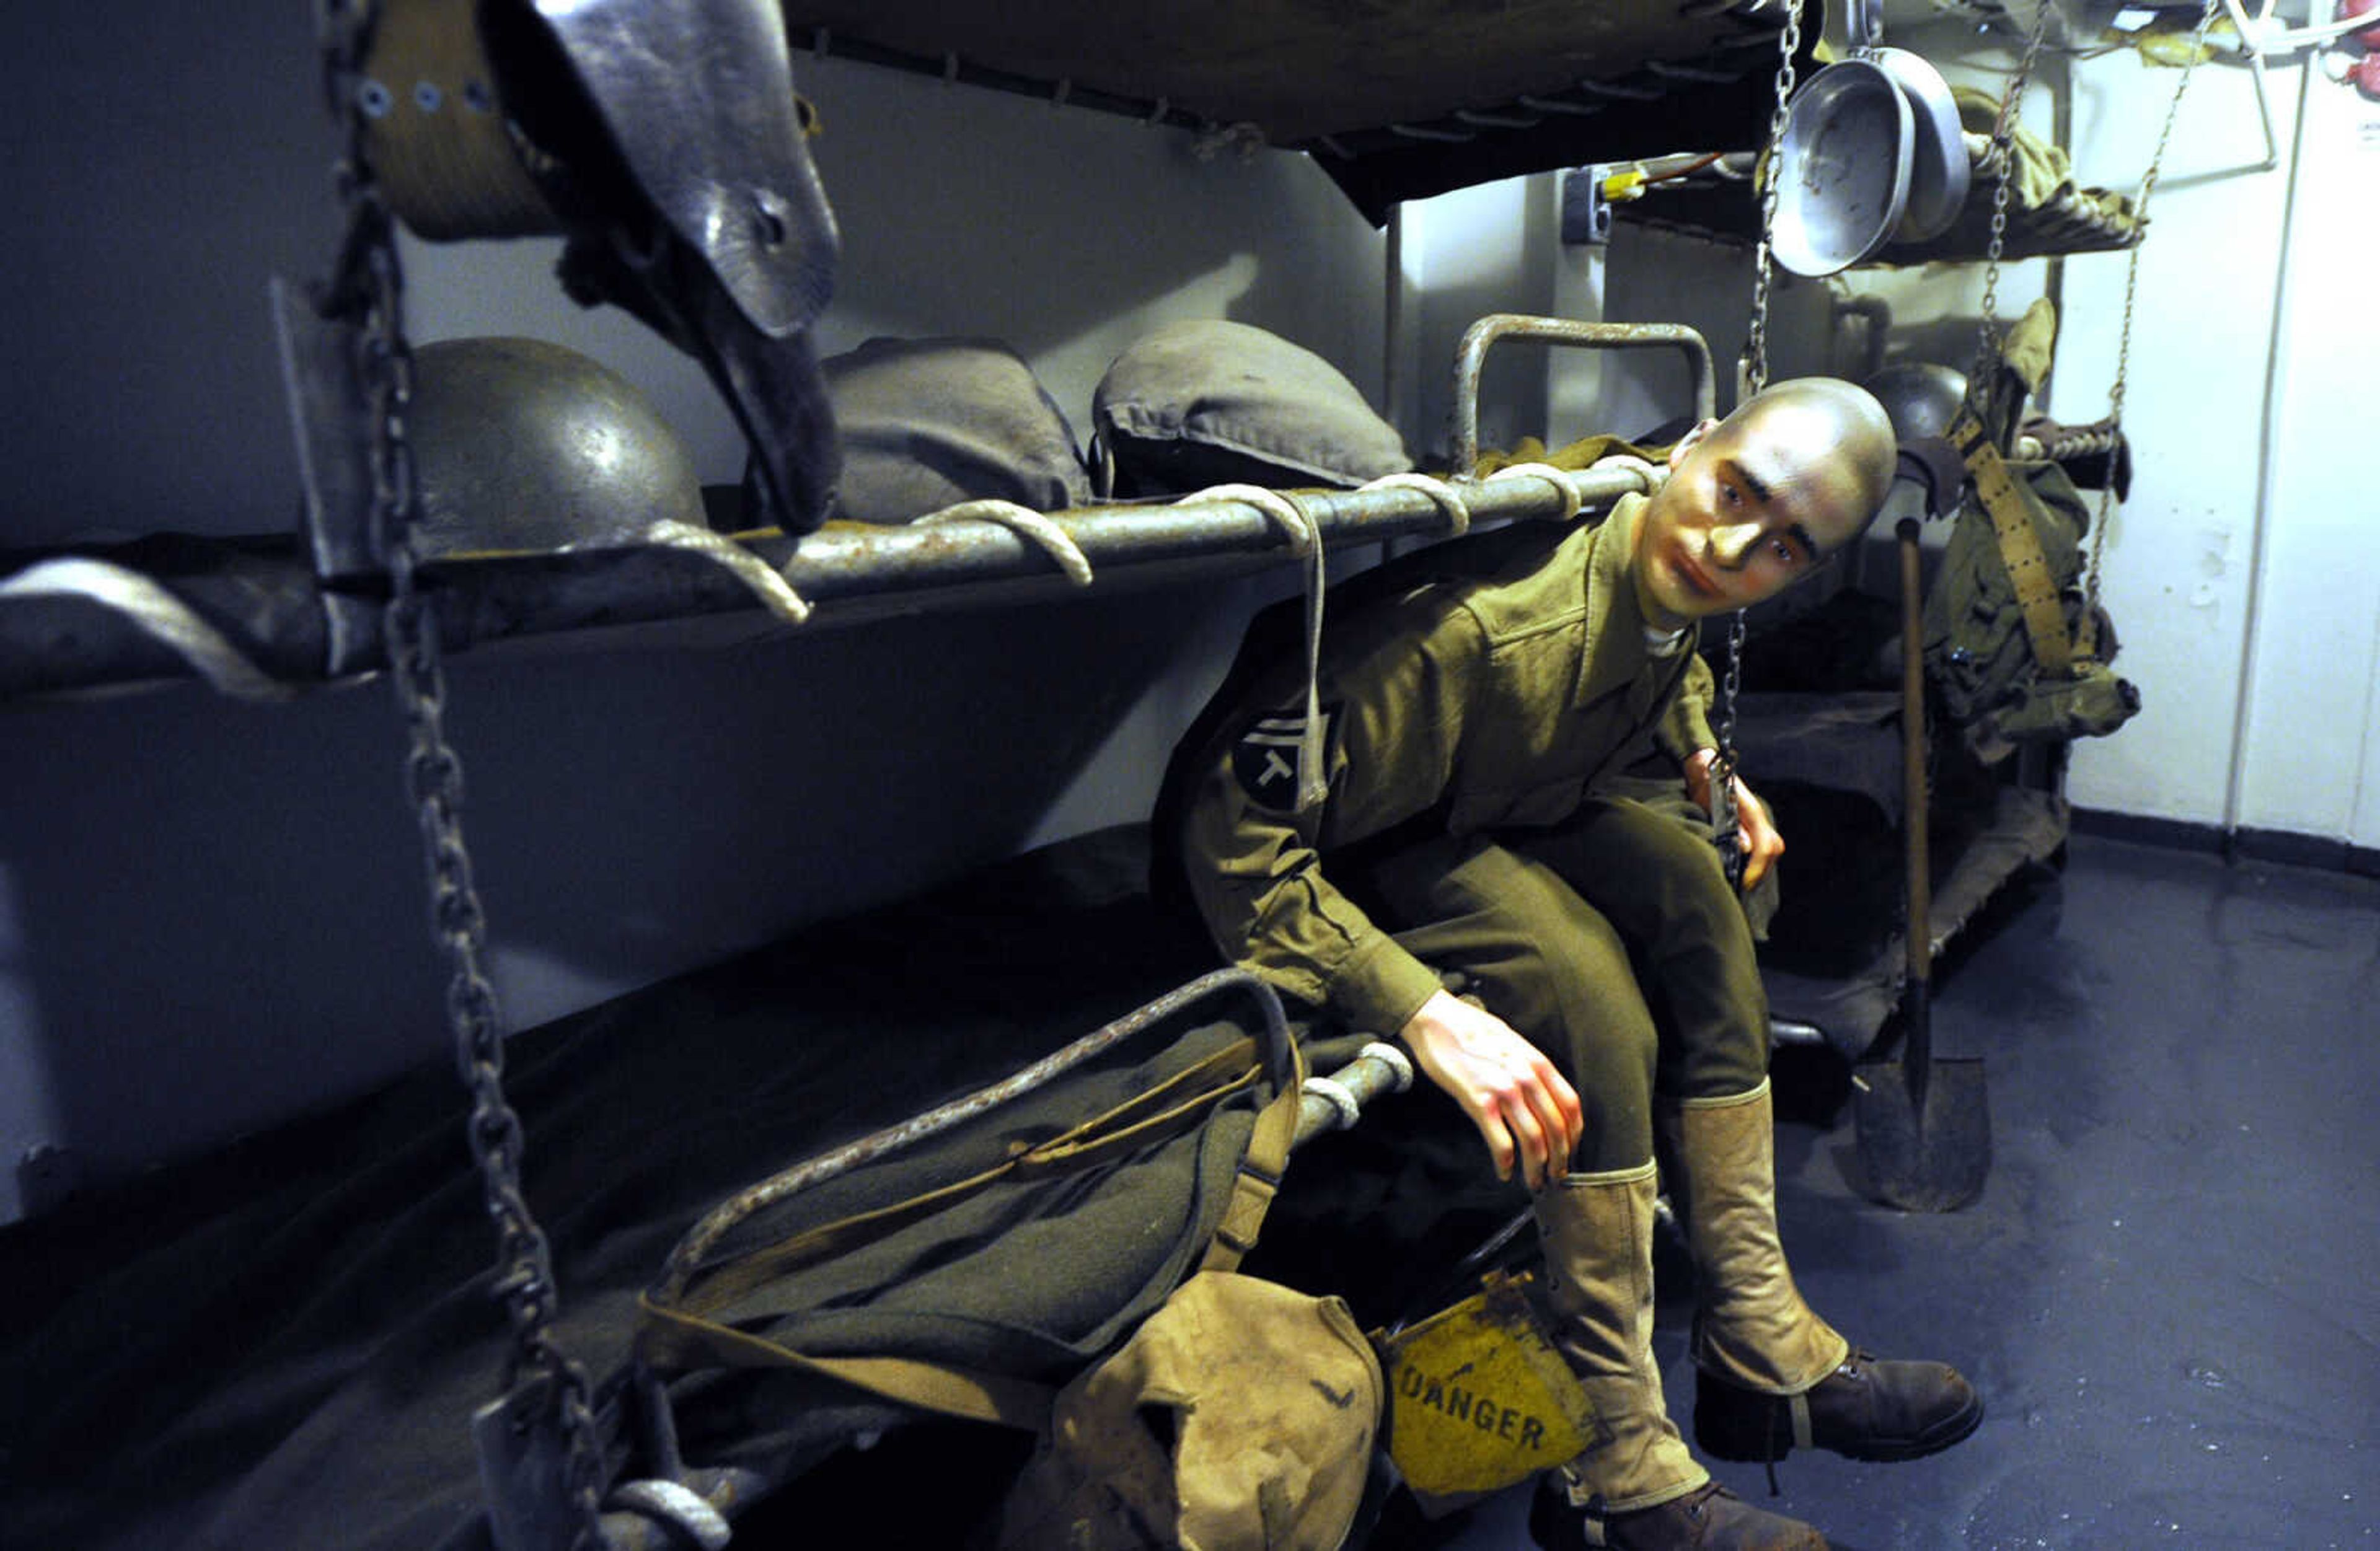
[994,1270,1383,1551]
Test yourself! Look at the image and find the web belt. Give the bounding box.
[1950,407,2074,677]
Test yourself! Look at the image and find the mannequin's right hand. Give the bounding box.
[1397,990,1583,1189]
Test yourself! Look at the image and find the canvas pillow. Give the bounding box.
[823,336,1092,525]
[1093,320,1411,498]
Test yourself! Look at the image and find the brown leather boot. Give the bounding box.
[1660,1081,1981,1467]
[1528,1475,1827,1550]
[1695,1349,1981,1465]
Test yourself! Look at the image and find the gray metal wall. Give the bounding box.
[0,3,1390,1223]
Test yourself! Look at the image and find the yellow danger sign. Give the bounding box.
[1374,1272,1600,1506]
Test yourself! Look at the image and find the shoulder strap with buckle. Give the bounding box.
[1949,406,2075,677]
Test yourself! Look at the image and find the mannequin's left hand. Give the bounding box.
[1685,747,1784,893]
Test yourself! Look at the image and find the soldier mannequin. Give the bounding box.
[1160,380,1979,1550]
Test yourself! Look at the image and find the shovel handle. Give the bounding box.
[1899,519,1933,1077]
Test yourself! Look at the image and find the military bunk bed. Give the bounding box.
[0,2,2144,1545]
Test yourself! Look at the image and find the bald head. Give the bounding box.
[1633,376,1900,628]
[1717,377,1899,547]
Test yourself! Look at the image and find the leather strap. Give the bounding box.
[1197,1071,1303,1273]
[359,0,558,239]
[1950,408,2074,677]
[1787,1391,1815,1452]
[637,1293,1057,1431]
[674,1041,1261,1312]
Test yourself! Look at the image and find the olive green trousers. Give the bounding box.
[1344,796,1769,1171]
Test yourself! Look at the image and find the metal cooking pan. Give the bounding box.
[1770,0,1970,275]
[1873,45,1970,242]
[1771,55,1913,276]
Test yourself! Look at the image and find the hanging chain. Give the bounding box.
[1711,0,1805,887]
[1970,0,2052,404]
[2080,0,2218,657]
[314,2,607,1541]
[1742,0,1804,399]
[1712,602,1749,887]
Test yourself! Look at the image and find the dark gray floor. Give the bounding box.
[1442,834,2380,1550]
[4,832,2373,1549]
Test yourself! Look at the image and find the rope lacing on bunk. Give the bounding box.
[871,460,1652,815]
[1485,457,1644,514]
[0,558,302,701]
[1561,454,1661,501]
[1166,462,1635,811]
[911,499,1096,586]
[470,498,1101,636]
[888,453,1636,598]
[1358,471,1479,536]
[1175,483,1331,809]
[1484,462,1589,516]
[641,519,816,622]
[1354,458,1641,535]
[0,524,819,700]
[0,450,1653,701]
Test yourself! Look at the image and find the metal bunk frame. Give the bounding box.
[1610,128,2145,264]
[0,0,1833,703]
[769,0,1818,224]
[0,319,1711,705]
[0,1,2102,1539]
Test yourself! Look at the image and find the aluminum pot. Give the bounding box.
[1772,55,1913,276]
[1873,45,1970,242]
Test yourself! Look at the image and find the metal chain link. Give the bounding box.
[2082,0,2218,657]
[1971,1,2052,402]
[314,2,607,1541]
[1712,602,1750,885]
[1714,0,1805,886]
[1742,0,1804,400]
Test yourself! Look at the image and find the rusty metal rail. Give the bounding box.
[0,465,1660,702]
[0,317,1716,703]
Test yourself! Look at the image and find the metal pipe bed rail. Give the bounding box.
[0,315,1712,705]
[0,468,1644,702]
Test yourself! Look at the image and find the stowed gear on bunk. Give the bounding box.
[352,0,844,537]
[1916,304,2143,765]
[1911,1,2221,767]
[629,969,1386,1551]
[1937,400,2140,760]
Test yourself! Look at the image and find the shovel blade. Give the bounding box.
[1851,1056,1990,1212]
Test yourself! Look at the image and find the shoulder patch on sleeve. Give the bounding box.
[1232,703,1338,812]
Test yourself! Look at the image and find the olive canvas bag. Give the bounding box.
[633,969,1382,1549]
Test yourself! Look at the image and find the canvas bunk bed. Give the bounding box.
[0,1,2155,1546]
[0,0,2147,704]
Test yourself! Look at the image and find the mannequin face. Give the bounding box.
[1633,401,1878,631]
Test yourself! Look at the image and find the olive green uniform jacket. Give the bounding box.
[1164,496,1720,1040]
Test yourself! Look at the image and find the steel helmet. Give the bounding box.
[408,336,704,556]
